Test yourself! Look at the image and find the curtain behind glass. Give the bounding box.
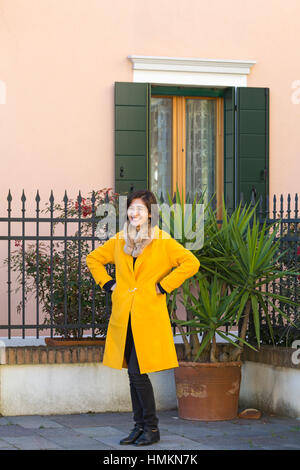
[186,99,216,207]
[150,97,172,200]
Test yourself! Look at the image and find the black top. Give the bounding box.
[102,256,167,294]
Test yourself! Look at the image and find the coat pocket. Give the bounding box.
[153,282,165,296]
[111,284,117,300]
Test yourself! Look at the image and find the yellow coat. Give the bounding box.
[86,224,200,374]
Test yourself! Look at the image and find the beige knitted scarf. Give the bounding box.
[123,219,156,257]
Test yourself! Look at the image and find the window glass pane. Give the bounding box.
[150,97,172,199]
[186,99,216,207]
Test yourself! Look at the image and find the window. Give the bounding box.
[150,94,223,209]
[114,82,269,214]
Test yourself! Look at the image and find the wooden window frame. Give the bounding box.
[151,94,224,218]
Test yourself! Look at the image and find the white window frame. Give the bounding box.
[128,55,256,87]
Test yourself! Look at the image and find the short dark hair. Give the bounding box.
[126,190,159,225]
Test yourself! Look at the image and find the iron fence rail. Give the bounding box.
[0,190,114,339]
[0,190,299,344]
[247,194,299,345]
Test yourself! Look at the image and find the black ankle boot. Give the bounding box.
[119,425,144,445]
[134,428,160,446]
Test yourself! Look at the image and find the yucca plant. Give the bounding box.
[201,199,298,361]
[178,274,257,362]
[156,186,299,362]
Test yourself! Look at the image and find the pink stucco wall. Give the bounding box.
[0,0,299,336]
[0,0,299,204]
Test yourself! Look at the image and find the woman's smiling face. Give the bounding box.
[127,198,149,227]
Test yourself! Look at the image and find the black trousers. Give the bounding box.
[124,314,159,430]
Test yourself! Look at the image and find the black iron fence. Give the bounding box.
[0,190,299,344]
[0,189,115,339]
[247,194,300,346]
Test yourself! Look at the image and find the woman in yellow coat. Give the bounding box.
[86,190,200,446]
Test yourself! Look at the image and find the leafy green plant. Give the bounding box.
[178,274,257,362]
[156,186,299,362]
[201,199,298,361]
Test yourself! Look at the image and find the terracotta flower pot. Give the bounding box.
[174,361,242,421]
[45,337,106,347]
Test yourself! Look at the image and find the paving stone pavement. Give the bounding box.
[0,409,299,450]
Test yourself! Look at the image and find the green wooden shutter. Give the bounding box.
[115,82,150,195]
[223,87,236,214]
[236,87,269,212]
[224,86,269,213]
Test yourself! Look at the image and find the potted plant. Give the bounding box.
[157,188,298,420]
[7,188,119,346]
[174,273,251,421]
